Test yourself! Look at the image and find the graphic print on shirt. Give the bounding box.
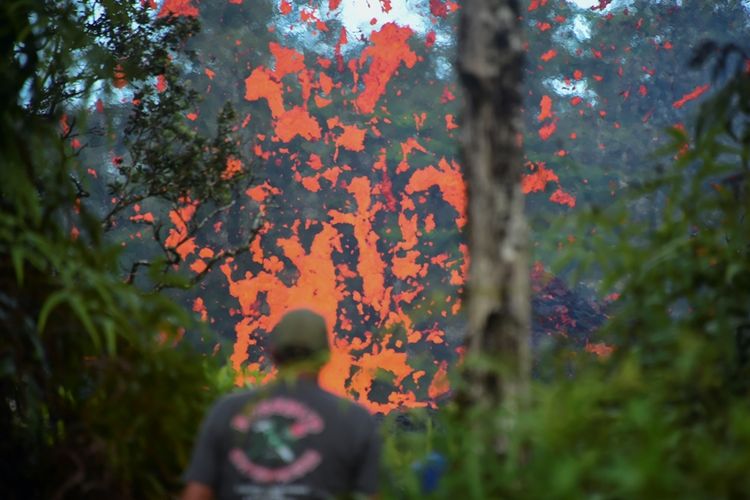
[228,397,325,483]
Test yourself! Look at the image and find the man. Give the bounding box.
[182,309,380,500]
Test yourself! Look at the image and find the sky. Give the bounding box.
[336,0,430,36]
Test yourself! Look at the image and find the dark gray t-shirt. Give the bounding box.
[184,379,380,500]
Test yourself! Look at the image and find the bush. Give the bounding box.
[382,45,750,499]
[0,2,232,497]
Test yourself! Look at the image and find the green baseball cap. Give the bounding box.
[269,309,330,363]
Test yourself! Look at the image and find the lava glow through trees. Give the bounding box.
[100,0,750,413]
[160,0,468,414]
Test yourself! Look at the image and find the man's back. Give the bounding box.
[184,378,379,500]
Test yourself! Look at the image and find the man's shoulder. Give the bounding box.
[209,383,375,425]
[204,389,258,423]
[214,388,257,406]
[313,385,375,423]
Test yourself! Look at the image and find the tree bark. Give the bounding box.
[458,0,530,410]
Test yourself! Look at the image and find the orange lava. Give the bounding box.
[269,42,306,79]
[222,157,243,180]
[537,95,553,122]
[165,201,198,260]
[405,158,467,229]
[549,188,576,207]
[538,120,557,141]
[244,67,285,118]
[585,342,614,357]
[158,0,199,17]
[355,23,418,114]
[221,223,345,386]
[522,162,558,194]
[540,49,557,61]
[673,84,710,109]
[328,177,390,317]
[328,117,367,160]
[164,6,472,414]
[275,106,322,142]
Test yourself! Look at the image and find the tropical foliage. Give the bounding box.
[0,2,234,497]
[381,42,750,498]
[3,0,750,497]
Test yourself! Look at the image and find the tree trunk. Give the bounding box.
[458,0,530,410]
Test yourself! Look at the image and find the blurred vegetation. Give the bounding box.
[381,44,750,498]
[0,2,237,498]
[3,0,750,497]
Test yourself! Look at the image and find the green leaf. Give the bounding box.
[67,295,101,352]
[11,246,25,285]
[102,318,117,355]
[37,290,69,333]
